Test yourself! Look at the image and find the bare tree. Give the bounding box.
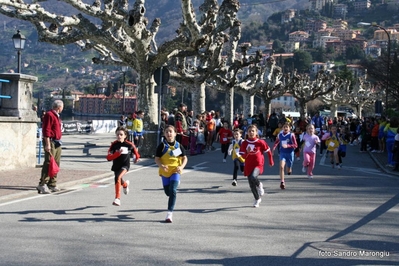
[0,0,240,155]
[287,70,350,118]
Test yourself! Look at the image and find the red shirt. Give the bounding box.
[217,128,233,144]
[42,110,62,140]
[240,138,274,176]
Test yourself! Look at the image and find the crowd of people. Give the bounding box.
[104,105,399,216]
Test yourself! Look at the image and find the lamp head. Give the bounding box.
[12,30,26,50]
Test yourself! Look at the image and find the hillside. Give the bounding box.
[0,0,309,90]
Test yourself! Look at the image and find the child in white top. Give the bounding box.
[302,124,320,178]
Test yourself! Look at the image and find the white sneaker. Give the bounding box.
[123,180,130,195]
[232,179,237,186]
[165,212,173,223]
[223,159,226,163]
[257,182,265,196]
[112,198,121,206]
[308,175,313,179]
[302,166,307,173]
[253,198,262,208]
[36,184,51,194]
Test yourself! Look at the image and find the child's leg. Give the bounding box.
[303,151,310,167]
[285,152,294,174]
[114,168,127,199]
[246,168,261,200]
[162,175,180,212]
[233,160,239,180]
[333,149,339,166]
[308,152,316,176]
[279,159,286,182]
[166,180,179,212]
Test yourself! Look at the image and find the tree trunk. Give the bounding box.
[225,87,234,125]
[330,103,338,118]
[137,70,158,158]
[190,82,206,115]
[242,93,254,118]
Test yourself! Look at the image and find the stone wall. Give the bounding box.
[0,73,39,170]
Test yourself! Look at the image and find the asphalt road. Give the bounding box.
[0,136,398,266]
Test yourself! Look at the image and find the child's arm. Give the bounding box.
[132,145,140,163]
[288,134,298,149]
[265,148,274,166]
[106,144,121,161]
[155,156,168,171]
[321,133,330,141]
[272,136,280,151]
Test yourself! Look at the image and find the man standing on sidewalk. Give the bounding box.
[37,100,64,194]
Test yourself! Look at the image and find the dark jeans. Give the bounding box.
[164,180,179,212]
[247,168,261,200]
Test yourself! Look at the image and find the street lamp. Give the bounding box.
[121,66,129,115]
[12,30,26,73]
[357,22,391,112]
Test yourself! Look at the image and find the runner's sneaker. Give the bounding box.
[257,182,264,196]
[36,184,50,194]
[123,180,130,195]
[223,159,226,163]
[253,198,262,208]
[302,166,307,173]
[165,212,173,223]
[112,198,121,206]
[280,182,286,189]
[48,186,60,193]
[308,175,313,179]
[232,179,237,186]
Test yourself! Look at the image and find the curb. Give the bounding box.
[368,151,399,177]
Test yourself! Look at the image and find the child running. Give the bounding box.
[106,126,140,206]
[216,121,233,162]
[272,123,298,189]
[301,124,320,179]
[155,125,188,223]
[239,125,274,208]
[322,124,341,169]
[228,129,245,186]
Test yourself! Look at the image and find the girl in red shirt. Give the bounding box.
[216,121,233,162]
[239,125,274,208]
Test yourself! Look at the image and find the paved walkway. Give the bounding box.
[0,133,398,203]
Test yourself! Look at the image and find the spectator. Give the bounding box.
[36,100,64,194]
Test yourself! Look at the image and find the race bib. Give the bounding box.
[172,148,182,157]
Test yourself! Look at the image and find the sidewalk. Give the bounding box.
[1,134,398,203]
[0,132,154,203]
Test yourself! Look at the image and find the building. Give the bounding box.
[310,61,335,74]
[353,0,371,12]
[333,4,348,19]
[288,31,309,42]
[281,9,296,24]
[271,93,296,113]
[305,19,327,33]
[74,94,137,116]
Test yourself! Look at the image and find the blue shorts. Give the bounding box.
[161,173,180,186]
[279,152,294,168]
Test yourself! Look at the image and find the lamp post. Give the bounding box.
[357,22,391,112]
[121,66,128,115]
[12,30,26,73]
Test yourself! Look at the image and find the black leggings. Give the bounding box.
[247,168,261,200]
[233,159,244,180]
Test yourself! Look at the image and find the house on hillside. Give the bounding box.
[281,9,296,24]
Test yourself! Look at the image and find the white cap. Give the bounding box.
[395,134,399,141]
